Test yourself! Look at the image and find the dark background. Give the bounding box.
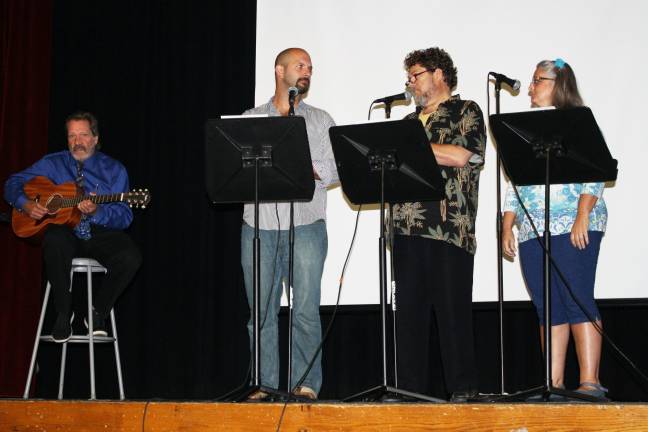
[1,0,647,402]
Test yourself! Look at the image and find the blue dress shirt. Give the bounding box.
[4,150,133,230]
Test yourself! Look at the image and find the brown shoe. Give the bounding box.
[293,386,317,400]
[247,390,269,401]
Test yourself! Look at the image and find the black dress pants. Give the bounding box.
[393,234,477,395]
[42,224,142,318]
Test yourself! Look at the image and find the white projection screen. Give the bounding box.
[251,0,648,305]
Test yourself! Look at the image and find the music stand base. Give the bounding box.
[496,385,608,403]
[343,385,445,403]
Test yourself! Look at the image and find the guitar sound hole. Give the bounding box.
[46,194,63,213]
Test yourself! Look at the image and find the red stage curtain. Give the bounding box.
[0,0,52,396]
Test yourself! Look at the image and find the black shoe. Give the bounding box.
[450,389,479,403]
[52,312,74,343]
[84,310,108,337]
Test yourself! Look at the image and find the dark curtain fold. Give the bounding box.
[0,0,52,397]
[30,0,257,398]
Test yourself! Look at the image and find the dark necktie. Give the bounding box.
[73,161,92,240]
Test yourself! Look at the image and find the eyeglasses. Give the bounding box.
[531,77,555,85]
[406,69,431,85]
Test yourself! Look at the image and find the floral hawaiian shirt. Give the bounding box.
[391,95,487,255]
[503,182,607,243]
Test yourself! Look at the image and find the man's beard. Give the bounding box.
[413,92,428,108]
[296,77,310,94]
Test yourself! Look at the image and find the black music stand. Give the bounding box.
[205,116,315,401]
[330,119,445,402]
[490,106,618,402]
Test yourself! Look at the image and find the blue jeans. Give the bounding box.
[241,220,327,393]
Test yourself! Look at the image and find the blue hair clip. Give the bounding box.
[554,58,566,69]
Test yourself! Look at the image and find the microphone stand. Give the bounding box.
[384,101,393,119]
[370,99,399,388]
[383,99,398,389]
[494,81,506,395]
[286,94,296,392]
[490,76,520,398]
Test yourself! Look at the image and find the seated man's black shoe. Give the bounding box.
[84,310,108,337]
[52,312,74,343]
[450,389,479,403]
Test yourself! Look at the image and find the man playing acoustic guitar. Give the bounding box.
[4,111,142,342]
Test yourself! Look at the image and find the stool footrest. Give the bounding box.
[40,335,116,343]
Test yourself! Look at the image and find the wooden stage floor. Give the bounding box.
[2,399,648,431]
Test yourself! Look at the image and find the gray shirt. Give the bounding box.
[242,98,339,230]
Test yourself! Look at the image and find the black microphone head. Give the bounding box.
[372,90,412,104]
[490,72,521,92]
[288,86,299,97]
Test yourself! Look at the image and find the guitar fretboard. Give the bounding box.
[59,193,125,208]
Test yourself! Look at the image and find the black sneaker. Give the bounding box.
[52,312,74,343]
[84,310,108,337]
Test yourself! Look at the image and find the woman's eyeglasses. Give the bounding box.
[531,77,555,85]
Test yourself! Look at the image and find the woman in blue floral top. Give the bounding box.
[502,59,608,399]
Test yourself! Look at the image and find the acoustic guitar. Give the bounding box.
[12,176,151,238]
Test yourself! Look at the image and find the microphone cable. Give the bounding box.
[274,205,363,431]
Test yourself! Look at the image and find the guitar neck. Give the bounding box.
[60,193,129,208]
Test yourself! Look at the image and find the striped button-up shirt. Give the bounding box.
[242,98,339,230]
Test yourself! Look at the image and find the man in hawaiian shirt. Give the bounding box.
[391,47,486,402]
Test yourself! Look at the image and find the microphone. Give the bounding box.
[288,86,299,104]
[372,90,412,104]
[489,72,521,91]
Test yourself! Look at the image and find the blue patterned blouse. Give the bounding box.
[503,182,607,243]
